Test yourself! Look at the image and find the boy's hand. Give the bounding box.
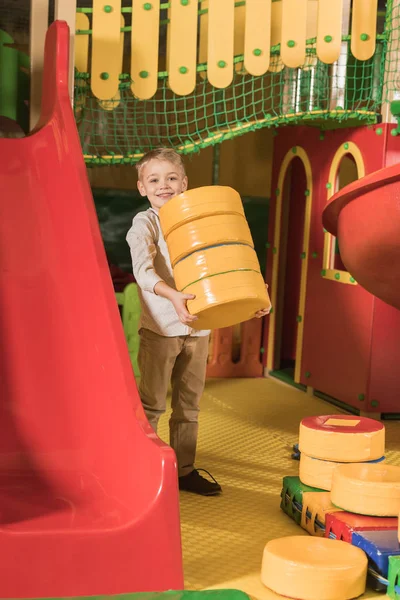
[171,291,198,325]
[255,284,271,318]
[255,307,271,318]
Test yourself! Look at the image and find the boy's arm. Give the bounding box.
[153,282,198,325]
[126,218,198,326]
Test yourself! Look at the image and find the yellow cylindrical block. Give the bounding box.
[159,186,245,238]
[300,453,386,491]
[173,244,260,291]
[167,213,253,267]
[261,536,367,600]
[331,463,400,516]
[299,415,385,462]
[186,270,270,330]
[300,453,340,491]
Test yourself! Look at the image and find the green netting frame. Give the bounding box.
[74,4,392,166]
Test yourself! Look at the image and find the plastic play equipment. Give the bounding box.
[331,463,400,517]
[323,162,400,311]
[281,415,400,594]
[261,536,368,600]
[0,20,182,599]
[159,186,271,330]
[116,282,141,376]
[325,511,398,544]
[299,453,385,492]
[299,415,385,462]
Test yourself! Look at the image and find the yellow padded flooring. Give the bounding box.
[157,377,400,600]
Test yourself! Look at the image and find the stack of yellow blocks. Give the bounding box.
[159,186,270,330]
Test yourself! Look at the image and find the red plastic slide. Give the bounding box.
[0,21,183,598]
[323,162,400,311]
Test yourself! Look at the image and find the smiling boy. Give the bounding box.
[126,148,222,496]
[126,148,270,496]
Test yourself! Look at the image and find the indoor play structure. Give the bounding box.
[1,1,400,599]
[72,0,400,415]
[3,1,400,413]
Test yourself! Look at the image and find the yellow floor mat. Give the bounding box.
[157,377,400,600]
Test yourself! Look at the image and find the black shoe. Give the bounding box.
[179,468,222,496]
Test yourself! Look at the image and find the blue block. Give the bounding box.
[352,529,400,577]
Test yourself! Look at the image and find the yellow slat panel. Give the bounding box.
[281,0,307,68]
[166,5,171,77]
[131,0,160,100]
[270,0,281,46]
[351,0,377,61]
[168,0,198,96]
[306,0,318,39]
[269,0,284,73]
[199,0,208,80]
[234,2,246,73]
[316,0,342,64]
[244,0,271,76]
[207,0,235,89]
[75,13,89,73]
[98,14,124,110]
[91,0,121,100]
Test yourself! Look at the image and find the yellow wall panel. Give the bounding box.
[207,0,235,89]
[244,0,271,76]
[98,15,124,110]
[75,13,89,73]
[168,0,198,96]
[91,0,121,100]
[351,0,377,61]
[281,0,307,68]
[269,1,284,73]
[199,0,208,80]
[317,0,343,64]
[306,0,318,39]
[131,0,160,100]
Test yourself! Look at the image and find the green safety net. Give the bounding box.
[73,3,394,165]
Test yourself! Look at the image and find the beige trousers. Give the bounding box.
[138,328,209,477]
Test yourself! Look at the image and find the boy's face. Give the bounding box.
[137,159,188,211]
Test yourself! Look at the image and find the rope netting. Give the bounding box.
[75,38,384,165]
[0,1,396,156]
[74,0,393,165]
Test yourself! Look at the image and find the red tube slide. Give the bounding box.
[0,21,183,598]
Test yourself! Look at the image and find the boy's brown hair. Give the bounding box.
[136,148,186,179]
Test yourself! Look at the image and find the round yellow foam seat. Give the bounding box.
[159,186,245,238]
[300,453,341,491]
[331,463,400,516]
[261,536,367,600]
[173,244,260,291]
[300,453,385,491]
[187,270,271,330]
[299,415,385,462]
[166,213,253,267]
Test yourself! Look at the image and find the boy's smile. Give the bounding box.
[137,158,188,211]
